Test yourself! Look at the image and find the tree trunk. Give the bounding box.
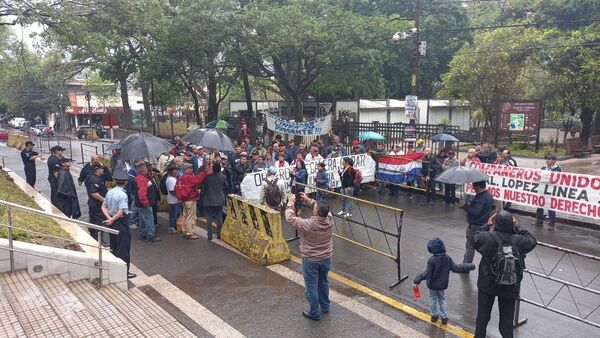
[140,83,152,129]
[242,67,253,117]
[207,73,218,123]
[119,76,132,128]
[592,110,600,136]
[292,94,303,144]
[580,106,594,143]
[190,90,200,127]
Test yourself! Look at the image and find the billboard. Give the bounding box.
[498,101,540,133]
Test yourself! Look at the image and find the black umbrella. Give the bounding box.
[118,132,174,160]
[183,128,234,152]
[435,166,488,184]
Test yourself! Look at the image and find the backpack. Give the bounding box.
[159,174,169,195]
[353,168,363,186]
[490,232,522,286]
[265,178,282,207]
[174,177,196,201]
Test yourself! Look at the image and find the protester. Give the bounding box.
[254,138,267,157]
[191,145,207,174]
[389,144,405,156]
[413,237,475,325]
[249,149,260,168]
[56,157,81,219]
[437,142,453,166]
[533,155,561,230]
[146,161,161,229]
[442,151,459,205]
[233,153,251,194]
[305,147,324,162]
[264,152,275,167]
[275,153,289,168]
[260,166,285,210]
[503,149,517,167]
[252,155,268,172]
[164,166,181,234]
[21,141,44,187]
[314,162,330,201]
[290,160,308,211]
[421,148,441,206]
[78,154,112,186]
[285,192,334,321]
[460,149,481,167]
[102,165,136,279]
[476,144,498,164]
[127,159,144,230]
[327,146,341,158]
[135,163,161,242]
[337,157,356,218]
[286,139,299,164]
[85,162,108,241]
[463,180,494,263]
[177,163,210,239]
[157,151,174,173]
[474,210,537,338]
[415,139,426,152]
[47,145,65,207]
[203,162,226,240]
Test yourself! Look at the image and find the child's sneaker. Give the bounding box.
[441,317,448,325]
[431,315,438,322]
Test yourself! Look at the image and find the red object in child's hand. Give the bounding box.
[413,284,421,298]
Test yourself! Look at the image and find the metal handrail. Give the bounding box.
[0,223,112,250]
[0,153,6,168]
[0,199,119,288]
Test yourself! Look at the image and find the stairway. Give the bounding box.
[0,270,196,337]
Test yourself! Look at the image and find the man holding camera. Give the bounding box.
[285,192,335,321]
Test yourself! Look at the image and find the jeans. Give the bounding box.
[475,290,516,338]
[128,193,140,228]
[137,206,155,239]
[205,205,224,238]
[340,187,354,213]
[316,188,329,201]
[536,208,556,225]
[429,289,448,319]
[302,258,331,319]
[168,203,182,230]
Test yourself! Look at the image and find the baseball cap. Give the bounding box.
[51,145,66,152]
[352,140,359,145]
[416,139,425,144]
[545,154,557,160]
[448,151,456,156]
[183,163,193,169]
[60,157,72,163]
[25,141,35,147]
[91,162,103,170]
[240,152,248,156]
[268,166,278,175]
[197,145,203,149]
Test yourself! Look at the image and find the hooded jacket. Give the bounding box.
[413,238,475,290]
[474,211,537,298]
[285,198,334,260]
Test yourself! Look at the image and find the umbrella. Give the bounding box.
[358,131,385,141]
[183,128,234,152]
[432,133,459,142]
[435,166,488,184]
[118,132,174,160]
[187,124,201,132]
[106,142,122,151]
[205,120,232,130]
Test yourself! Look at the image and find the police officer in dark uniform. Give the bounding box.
[85,162,108,241]
[21,141,44,187]
[102,164,136,279]
[47,145,65,207]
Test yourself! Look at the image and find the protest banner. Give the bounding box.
[265,112,332,136]
[466,163,600,221]
[241,154,376,200]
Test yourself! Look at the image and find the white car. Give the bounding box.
[9,118,26,128]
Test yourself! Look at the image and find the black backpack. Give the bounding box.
[159,174,169,195]
[490,232,522,286]
[265,178,282,208]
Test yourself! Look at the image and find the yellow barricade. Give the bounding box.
[6,134,19,148]
[221,194,291,265]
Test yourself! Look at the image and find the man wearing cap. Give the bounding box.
[78,154,112,186]
[21,141,44,188]
[463,180,494,263]
[47,145,65,207]
[102,164,136,279]
[260,166,286,210]
[178,162,211,239]
[254,138,267,157]
[56,157,81,219]
[85,162,108,241]
[441,151,459,205]
[191,145,207,175]
[249,149,260,169]
[252,155,268,172]
[305,147,324,162]
[533,155,561,229]
[415,139,426,152]
[134,163,161,242]
[285,139,299,164]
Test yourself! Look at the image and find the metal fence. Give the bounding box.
[80,143,98,165]
[32,135,73,158]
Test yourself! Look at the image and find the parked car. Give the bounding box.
[20,121,32,132]
[31,124,53,136]
[9,117,25,128]
[0,128,8,141]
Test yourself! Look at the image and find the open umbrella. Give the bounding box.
[205,120,232,130]
[118,132,174,160]
[358,131,385,141]
[435,166,488,184]
[183,128,234,152]
[432,133,459,142]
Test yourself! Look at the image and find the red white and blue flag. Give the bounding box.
[377,153,424,184]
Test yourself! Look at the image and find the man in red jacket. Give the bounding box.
[177,163,211,239]
[135,164,160,242]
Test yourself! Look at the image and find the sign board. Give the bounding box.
[405,95,418,119]
[265,112,332,136]
[498,101,540,133]
[403,124,417,141]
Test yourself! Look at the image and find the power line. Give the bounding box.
[424,18,600,33]
[453,41,600,55]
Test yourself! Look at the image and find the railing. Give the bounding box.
[0,153,6,168]
[0,199,119,288]
[515,241,600,329]
[33,135,73,158]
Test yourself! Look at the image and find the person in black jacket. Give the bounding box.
[463,180,495,263]
[337,157,356,218]
[420,148,442,206]
[413,237,475,325]
[473,210,537,338]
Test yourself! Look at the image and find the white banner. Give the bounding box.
[266,112,332,136]
[241,154,377,200]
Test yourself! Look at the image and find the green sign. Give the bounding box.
[509,113,524,131]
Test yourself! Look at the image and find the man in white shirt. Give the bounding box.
[165,166,181,234]
[305,147,324,162]
[389,144,405,156]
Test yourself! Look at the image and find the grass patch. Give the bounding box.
[508,142,567,158]
[0,170,75,249]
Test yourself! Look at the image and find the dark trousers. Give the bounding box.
[49,180,59,207]
[88,206,106,240]
[168,203,182,229]
[152,203,158,225]
[444,183,456,204]
[25,166,36,187]
[536,208,556,225]
[425,178,437,202]
[475,289,516,338]
[109,216,131,271]
[463,224,480,263]
[205,205,224,238]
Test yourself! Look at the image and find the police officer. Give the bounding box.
[21,141,44,187]
[47,145,65,207]
[102,164,136,279]
[79,154,112,186]
[85,162,108,241]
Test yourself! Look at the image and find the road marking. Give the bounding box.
[267,264,430,338]
[290,255,474,338]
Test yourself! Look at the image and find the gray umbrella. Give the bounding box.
[432,133,459,142]
[118,132,174,160]
[183,128,234,152]
[435,166,488,184]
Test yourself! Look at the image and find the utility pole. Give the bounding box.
[409,0,421,125]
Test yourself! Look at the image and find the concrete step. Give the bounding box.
[0,277,27,337]
[35,275,109,337]
[0,270,72,337]
[68,279,143,337]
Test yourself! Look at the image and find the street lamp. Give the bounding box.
[84,91,92,126]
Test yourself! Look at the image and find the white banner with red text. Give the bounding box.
[465,163,600,221]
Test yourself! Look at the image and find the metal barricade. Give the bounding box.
[35,135,73,158]
[291,182,408,288]
[0,199,119,288]
[80,143,99,164]
[516,241,600,329]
